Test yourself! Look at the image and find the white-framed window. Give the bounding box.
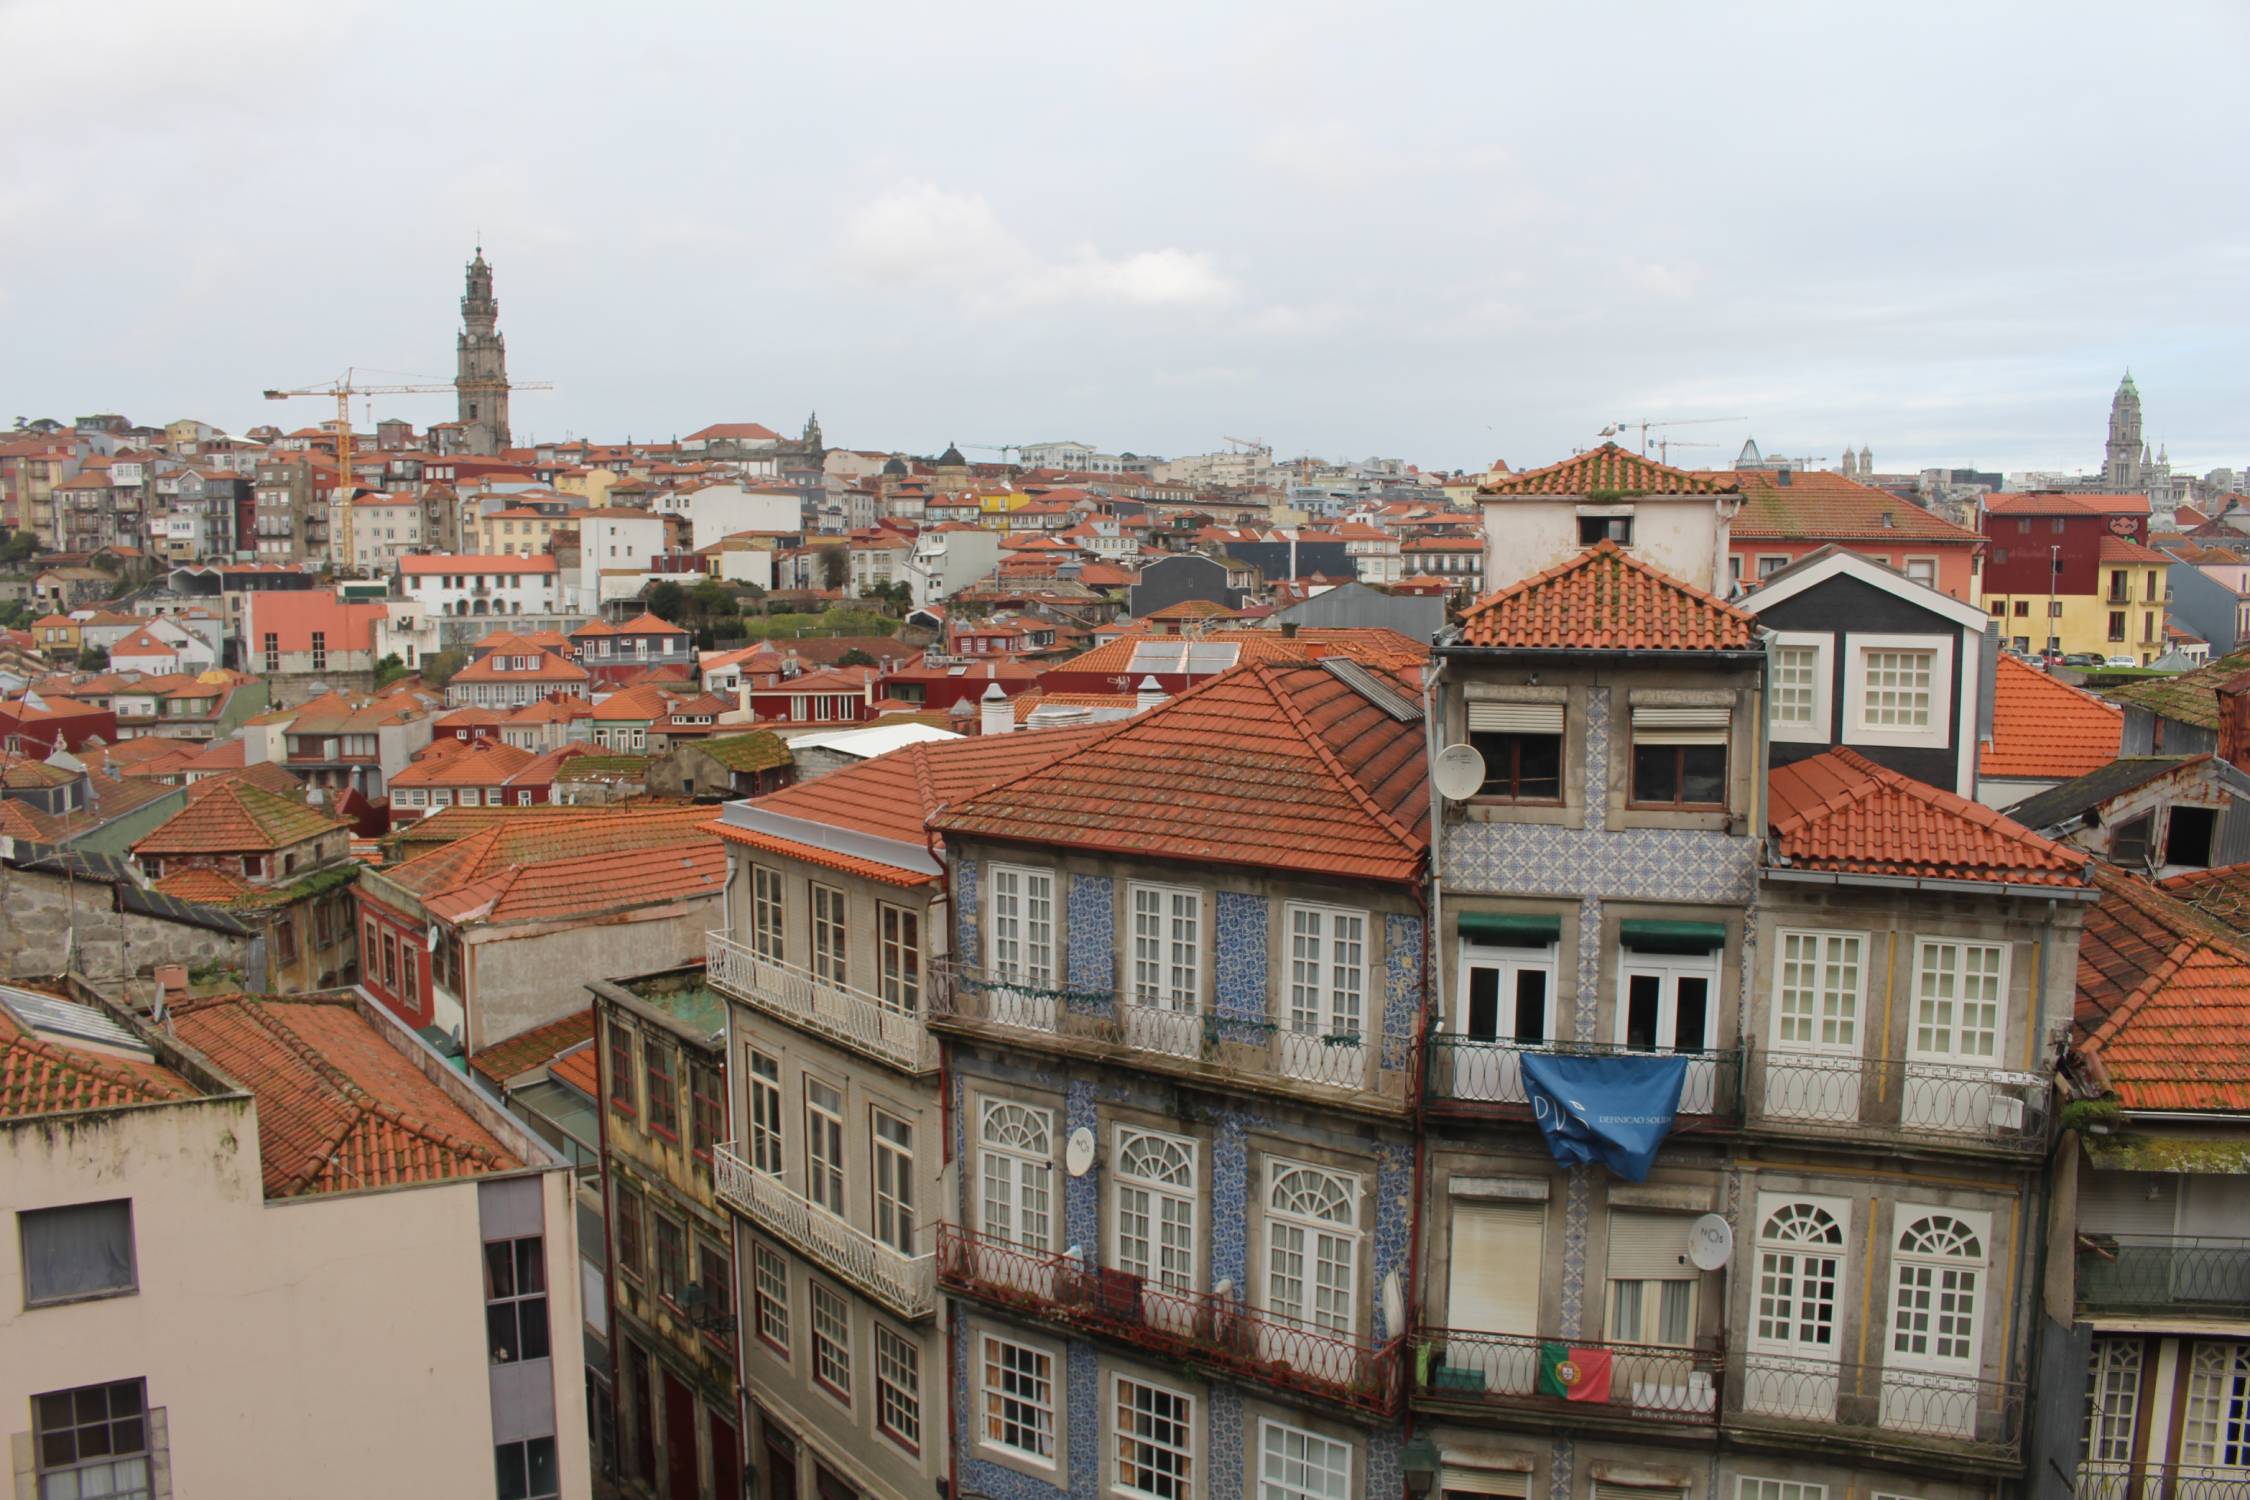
[1606,1209,1697,1346]
[811,1280,852,1403]
[1772,929,1864,1054]
[2084,1336,2143,1465]
[1902,556,1939,588]
[1617,950,1718,1053]
[872,1109,915,1254]
[1257,1418,1352,1500]
[1889,1210,1987,1371]
[811,883,848,986]
[1767,632,1833,743]
[1113,1126,1197,1294]
[877,903,921,1014]
[1263,1160,1359,1337]
[978,1099,1055,1249]
[1283,904,1369,1085]
[1129,882,1201,1008]
[747,1050,783,1174]
[1909,940,2005,1066]
[978,1333,1058,1465]
[1738,1481,1825,1500]
[1752,1196,1846,1356]
[750,865,785,962]
[2183,1340,2250,1469]
[752,1241,790,1354]
[1112,1373,1194,1500]
[805,1078,845,1214]
[875,1324,921,1455]
[988,864,1057,987]
[1843,633,1953,749]
[1451,937,1558,1104]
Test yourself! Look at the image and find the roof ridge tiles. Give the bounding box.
[1260,663,1427,858]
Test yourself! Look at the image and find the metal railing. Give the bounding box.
[938,1225,1403,1415]
[1728,1350,2025,1459]
[1425,1036,1743,1123]
[928,961,1414,1106]
[1748,1050,2049,1149]
[706,931,937,1075]
[2077,1461,2250,1500]
[2077,1235,2250,1316]
[1413,1326,1722,1426]
[713,1145,934,1320]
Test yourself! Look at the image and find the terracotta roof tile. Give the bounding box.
[2102,648,2250,730]
[552,1043,599,1099]
[1723,470,1982,543]
[2098,534,2172,565]
[133,778,349,856]
[1984,491,2149,517]
[1479,443,1738,498]
[696,732,793,774]
[1984,655,2124,780]
[0,994,193,1120]
[933,661,1429,882]
[2076,866,2250,1110]
[169,994,517,1196]
[468,1007,595,1085]
[1768,747,2089,888]
[1455,541,1757,651]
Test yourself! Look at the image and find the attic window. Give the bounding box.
[2110,812,2152,869]
[1578,515,1632,547]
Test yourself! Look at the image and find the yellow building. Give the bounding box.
[554,466,619,508]
[475,506,567,558]
[1983,544,2169,663]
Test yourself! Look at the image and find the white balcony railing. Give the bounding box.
[713,1144,935,1320]
[706,930,937,1075]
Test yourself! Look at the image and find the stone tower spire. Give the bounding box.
[2102,371,2143,491]
[455,247,511,456]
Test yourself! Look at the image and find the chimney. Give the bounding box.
[980,681,1013,736]
[863,671,875,707]
[1136,675,1167,713]
[737,682,750,717]
[151,963,188,1017]
[1281,620,1299,639]
[2219,672,2250,772]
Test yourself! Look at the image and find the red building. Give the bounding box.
[1978,491,2149,598]
[0,693,116,755]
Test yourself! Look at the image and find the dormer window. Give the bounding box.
[1579,514,1633,547]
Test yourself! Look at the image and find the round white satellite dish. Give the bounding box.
[1688,1212,1734,1271]
[1381,1270,1405,1336]
[1065,1126,1096,1177]
[1432,743,1486,801]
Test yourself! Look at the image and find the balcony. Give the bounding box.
[1425,1036,1743,1128]
[1414,1326,1722,1430]
[713,1144,934,1320]
[1726,1350,2023,1465]
[937,1225,1403,1416]
[2077,1234,2250,1317]
[705,930,936,1075]
[1746,1050,2049,1154]
[2079,1462,2250,1500]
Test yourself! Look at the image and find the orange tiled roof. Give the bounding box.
[153,867,258,904]
[1984,491,2149,517]
[1768,747,2089,889]
[934,661,1430,882]
[552,1043,599,1099]
[2098,535,2172,566]
[134,778,349,856]
[592,683,673,721]
[469,1007,595,1086]
[1455,540,1757,651]
[1984,655,2123,780]
[0,993,193,1120]
[2077,866,2250,1110]
[168,995,517,1197]
[392,740,536,788]
[450,650,588,686]
[1479,443,1738,498]
[1723,470,1982,543]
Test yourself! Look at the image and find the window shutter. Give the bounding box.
[1443,1472,1530,1499]
[1469,702,1564,735]
[1631,705,1729,745]
[1596,1486,1685,1500]
[1605,1211,1694,1281]
[1446,1201,1543,1332]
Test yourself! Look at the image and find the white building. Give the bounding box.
[576,509,668,607]
[0,981,590,1500]
[398,554,567,620]
[902,525,1003,605]
[662,482,801,551]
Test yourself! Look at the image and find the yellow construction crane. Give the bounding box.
[263,367,549,568]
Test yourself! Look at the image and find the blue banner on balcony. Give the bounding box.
[1519,1051,1688,1182]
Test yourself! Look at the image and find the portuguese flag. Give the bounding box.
[1536,1341,1614,1402]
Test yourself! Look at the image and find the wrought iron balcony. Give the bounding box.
[2078,1461,2250,1500]
[937,1225,1403,1416]
[706,930,936,1075]
[928,961,1414,1111]
[713,1144,934,1320]
[1727,1349,2024,1462]
[1424,1036,1743,1127]
[1746,1049,2049,1152]
[1413,1326,1722,1428]
[2077,1234,2250,1317]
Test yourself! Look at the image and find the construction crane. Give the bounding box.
[962,443,1025,459]
[1599,416,1747,455]
[1652,437,1723,465]
[1222,434,1268,455]
[263,367,550,568]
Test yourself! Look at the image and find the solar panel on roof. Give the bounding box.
[1321,658,1422,722]
[1126,641,1188,674]
[1184,642,1241,674]
[0,984,156,1060]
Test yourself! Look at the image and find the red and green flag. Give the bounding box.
[1536,1341,1614,1402]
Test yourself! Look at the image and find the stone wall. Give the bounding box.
[0,867,252,983]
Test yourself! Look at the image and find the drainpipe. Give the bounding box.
[593,993,623,1489]
[923,812,962,1500]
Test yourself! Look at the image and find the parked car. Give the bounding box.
[2105,654,2140,668]
[2064,652,2106,667]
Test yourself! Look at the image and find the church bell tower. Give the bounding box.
[456,247,511,456]
[2102,371,2143,491]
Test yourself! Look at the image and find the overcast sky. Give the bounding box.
[5,0,2247,477]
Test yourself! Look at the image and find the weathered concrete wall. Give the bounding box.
[0,867,250,983]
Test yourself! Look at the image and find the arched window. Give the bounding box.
[1756,1202,1843,1352]
[1264,1162,1359,1337]
[1113,1128,1196,1294]
[1891,1214,1984,1367]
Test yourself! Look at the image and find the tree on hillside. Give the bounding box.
[372,653,410,688]
[76,646,109,671]
[818,545,849,592]
[644,580,687,623]
[837,648,877,668]
[420,646,468,687]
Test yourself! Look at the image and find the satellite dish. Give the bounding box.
[1688,1213,1734,1271]
[1065,1126,1096,1177]
[1381,1270,1405,1336]
[426,923,441,952]
[1432,743,1486,801]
